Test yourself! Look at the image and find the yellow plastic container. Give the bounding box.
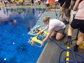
[11,0,15,3]
[18,0,23,3]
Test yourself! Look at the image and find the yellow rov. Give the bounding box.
[30,30,48,46]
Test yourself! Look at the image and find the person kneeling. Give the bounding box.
[41,16,66,46]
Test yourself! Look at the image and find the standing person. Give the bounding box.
[8,0,11,3]
[31,0,34,5]
[41,17,66,46]
[55,0,65,20]
[72,0,76,9]
[63,0,73,24]
[64,0,84,51]
[0,1,2,6]
[45,0,49,11]
[70,0,77,23]
[4,0,9,7]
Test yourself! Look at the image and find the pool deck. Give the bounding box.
[36,9,84,63]
[0,3,46,9]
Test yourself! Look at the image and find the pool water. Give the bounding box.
[0,8,45,63]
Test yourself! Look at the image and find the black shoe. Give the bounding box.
[63,20,69,25]
[64,41,70,46]
[74,45,79,52]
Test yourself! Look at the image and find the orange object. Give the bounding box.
[42,0,44,3]
[79,42,84,49]
[79,46,84,49]
[38,1,40,3]
[49,0,55,10]
[49,0,59,10]
[37,30,40,33]
[49,0,55,4]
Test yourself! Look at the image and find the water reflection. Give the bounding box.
[0,8,10,22]
[0,8,45,28]
[0,8,45,63]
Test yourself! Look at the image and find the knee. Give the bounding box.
[56,37,61,40]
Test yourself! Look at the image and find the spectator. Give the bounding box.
[4,0,9,7]
[15,1,19,6]
[64,0,84,52]
[63,0,73,25]
[55,0,65,20]
[70,0,77,23]
[0,1,2,6]
[31,0,34,5]
[45,0,49,11]
[38,0,41,5]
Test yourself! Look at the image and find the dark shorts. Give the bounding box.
[65,0,71,8]
[71,19,84,33]
[46,4,49,7]
[65,5,70,9]
[55,28,65,34]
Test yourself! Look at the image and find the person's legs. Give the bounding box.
[46,4,49,11]
[50,31,56,37]
[74,31,84,51]
[65,8,70,21]
[61,14,63,19]
[60,7,65,19]
[73,19,84,51]
[55,28,65,40]
[56,33,64,40]
[77,31,84,45]
[68,25,74,36]
[63,8,70,24]
[64,25,74,46]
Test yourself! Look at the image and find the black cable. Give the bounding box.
[55,4,57,19]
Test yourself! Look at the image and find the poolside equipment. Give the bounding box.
[49,38,84,63]
[49,0,55,10]
[49,0,60,10]
[30,30,48,46]
[18,0,23,3]
[79,41,84,49]
[28,26,45,36]
[0,5,5,7]
[49,0,60,19]
[29,27,84,62]
[11,0,15,3]
[47,28,84,63]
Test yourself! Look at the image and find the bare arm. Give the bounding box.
[69,0,73,10]
[43,26,49,31]
[62,2,65,8]
[42,28,54,44]
[73,0,80,11]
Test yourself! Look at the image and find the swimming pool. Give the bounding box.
[0,8,45,63]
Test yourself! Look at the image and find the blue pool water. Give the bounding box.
[0,8,45,63]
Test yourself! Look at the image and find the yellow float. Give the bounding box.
[31,30,48,45]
